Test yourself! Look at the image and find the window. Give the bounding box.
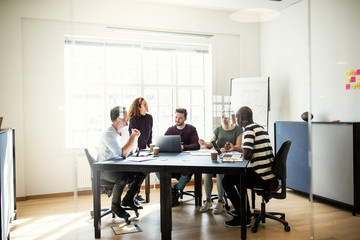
[64,37,211,148]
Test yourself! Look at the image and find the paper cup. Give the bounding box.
[211,151,218,161]
[153,147,160,156]
[150,144,155,152]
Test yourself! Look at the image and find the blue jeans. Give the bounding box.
[203,173,224,200]
[155,172,192,190]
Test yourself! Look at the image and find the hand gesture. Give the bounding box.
[198,139,206,146]
[131,128,141,137]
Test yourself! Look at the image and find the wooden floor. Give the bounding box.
[10,187,360,240]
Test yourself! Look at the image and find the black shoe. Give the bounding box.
[226,210,239,217]
[171,187,180,207]
[112,203,130,219]
[135,195,146,203]
[122,199,143,209]
[224,217,251,228]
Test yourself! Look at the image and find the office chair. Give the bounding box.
[84,148,139,224]
[249,140,292,233]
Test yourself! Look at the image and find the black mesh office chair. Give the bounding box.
[250,140,292,233]
[84,148,139,224]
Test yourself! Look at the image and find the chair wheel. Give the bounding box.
[125,217,131,224]
[284,225,291,232]
[251,227,258,233]
[135,212,140,217]
[280,216,285,220]
[225,205,230,211]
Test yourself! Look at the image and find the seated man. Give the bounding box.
[97,106,146,219]
[157,108,200,206]
[222,106,278,227]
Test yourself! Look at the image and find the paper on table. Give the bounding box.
[188,150,213,156]
[125,156,156,162]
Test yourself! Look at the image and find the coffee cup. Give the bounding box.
[153,147,160,156]
[150,144,155,152]
[211,151,218,161]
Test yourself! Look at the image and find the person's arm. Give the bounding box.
[128,118,135,136]
[147,115,153,147]
[198,134,217,149]
[226,134,243,152]
[183,126,200,150]
[121,129,141,157]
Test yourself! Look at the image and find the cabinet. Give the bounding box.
[1,128,16,240]
[274,122,360,215]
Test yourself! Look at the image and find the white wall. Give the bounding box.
[260,0,310,140]
[0,0,260,197]
[261,0,360,142]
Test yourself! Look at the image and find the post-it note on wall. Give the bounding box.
[357,69,360,75]
[345,77,351,83]
[351,77,356,82]
[346,84,350,90]
[357,83,360,89]
[350,70,356,75]
[350,84,356,90]
[357,76,360,82]
[345,70,351,75]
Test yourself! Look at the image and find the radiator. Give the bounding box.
[77,155,92,189]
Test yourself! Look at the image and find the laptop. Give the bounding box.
[156,135,182,153]
[210,140,242,160]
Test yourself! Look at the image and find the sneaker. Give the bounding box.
[213,202,224,214]
[224,217,251,228]
[226,210,239,217]
[200,201,213,212]
[135,194,146,203]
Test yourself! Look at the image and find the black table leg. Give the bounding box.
[240,170,247,239]
[160,168,172,240]
[194,173,202,206]
[145,174,150,203]
[93,170,101,238]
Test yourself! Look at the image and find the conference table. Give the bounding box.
[92,151,249,239]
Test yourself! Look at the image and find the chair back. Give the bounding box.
[270,140,292,200]
[84,148,96,168]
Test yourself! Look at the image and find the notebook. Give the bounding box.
[156,135,182,152]
[210,140,242,160]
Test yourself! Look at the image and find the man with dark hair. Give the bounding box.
[222,106,278,227]
[97,106,146,219]
[164,107,200,206]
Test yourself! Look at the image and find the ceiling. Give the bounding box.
[134,0,303,12]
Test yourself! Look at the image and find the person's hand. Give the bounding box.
[198,139,206,146]
[220,147,227,152]
[225,142,234,151]
[181,145,184,150]
[131,128,141,137]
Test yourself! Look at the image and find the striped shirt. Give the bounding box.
[243,123,275,180]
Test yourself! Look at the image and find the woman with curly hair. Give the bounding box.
[128,97,153,204]
[128,97,153,150]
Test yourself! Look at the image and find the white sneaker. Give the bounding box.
[200,201,213,212]
[212,202,224,214]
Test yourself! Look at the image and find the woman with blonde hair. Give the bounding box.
[198,107,243,214]
[128,97,153,204]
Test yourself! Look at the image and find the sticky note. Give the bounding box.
[357,69,360,75]
[345,70,351,76]
[346,84,350,90]
[350,84,356,90]
[357,83,360,89]
[357,76,360,82]
[351,77,356,82]
[345,77,351,83]
[350,70,356,75]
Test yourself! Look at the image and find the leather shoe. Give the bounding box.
[111,203,130,219]
[122,199,143,209]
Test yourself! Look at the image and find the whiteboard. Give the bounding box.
[230,77,269,129]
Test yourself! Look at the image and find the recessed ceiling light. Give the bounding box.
[230,8,280,22]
